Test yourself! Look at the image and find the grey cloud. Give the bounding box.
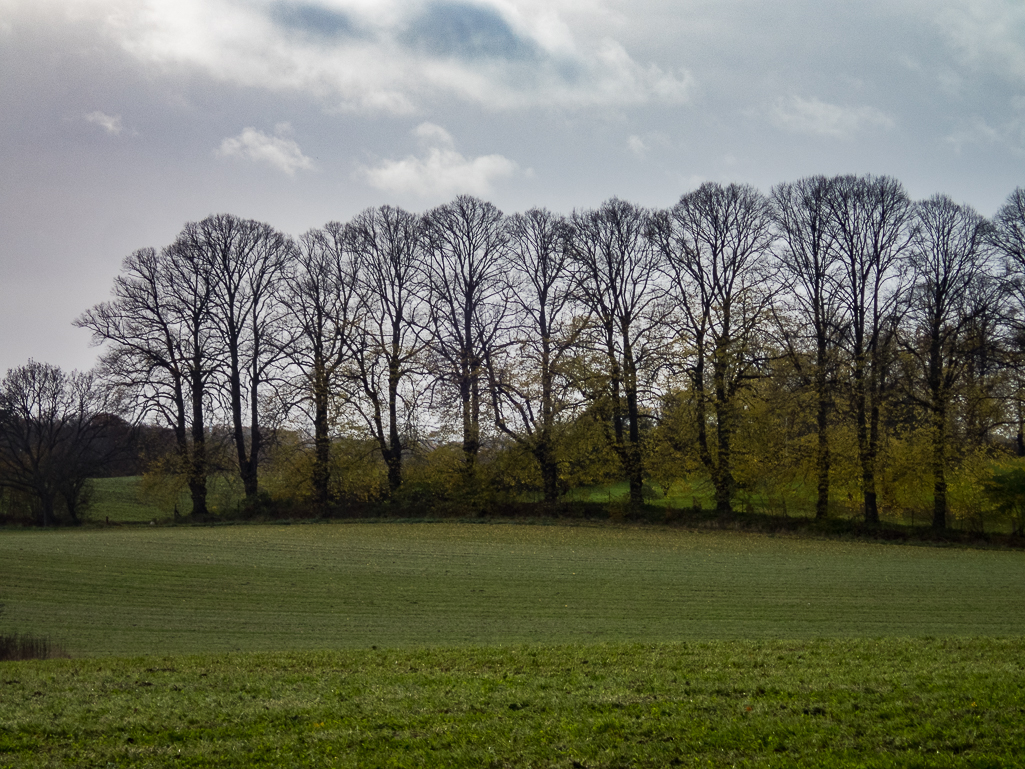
[401,2,539,61]
[268,2,358,40]
[6,0,1025,379]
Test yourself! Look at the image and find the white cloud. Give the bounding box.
[84,110,124,135]
[413,121,456,149]
[931,0,1025,83]
[361,122,523,198]
[771,96,895,139]
[216,126,315,175]
[97,0,693,113]
[627,134,647,158]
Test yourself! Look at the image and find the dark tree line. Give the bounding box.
[0,361,138,525]
[6,177,1024,527]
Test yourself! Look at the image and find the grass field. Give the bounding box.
[87,476,244,523]
[3,638,1024,767]
[2,523,1023,656]
[2,522,1024,766]
[87,477,169,523]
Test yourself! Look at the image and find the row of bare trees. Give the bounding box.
[770,178,1012,529]
[70,177,1025,528]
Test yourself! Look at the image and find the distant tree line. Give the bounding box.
[0,361,170,525]
[4,176,1025,529]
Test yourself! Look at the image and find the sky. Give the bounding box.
[1,0,1024,375]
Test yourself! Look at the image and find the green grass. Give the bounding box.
[87,476,246,522]
[562,478,819,516]
[1,523,1023,657]
[87,477,169,523]
[2,523,1024,766]
[2,638,1024,767]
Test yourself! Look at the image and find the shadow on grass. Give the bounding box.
[0,633,69,661]
[162,494,1025,551]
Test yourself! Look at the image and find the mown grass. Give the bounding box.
[2,638,1023,767]
[87,476,246,523]
[3,524,1024,766]
[86,477,170,523]
[1,523,1023,657]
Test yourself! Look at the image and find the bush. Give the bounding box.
[983,460,1025,536]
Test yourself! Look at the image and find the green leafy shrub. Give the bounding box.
[983,460,1025,535]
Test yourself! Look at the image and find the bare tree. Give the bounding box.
[992,188,1025,268]
[423,196,509,483]
[179,214,291,500]
[771,176,844,519]
[76,245,217,516]
[571,198,665,507]
[487,208,581,501]
[0,362,119,525]
[991,188,1025,454]
[280,225,356,507]
[902,196,997,529]
[826,175,915,524]
[342,205,429,496]
[652,182,775,518]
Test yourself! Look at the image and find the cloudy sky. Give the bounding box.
[1,0,1024,374]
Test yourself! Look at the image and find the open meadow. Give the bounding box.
[2,522,1024,766]
[3,523,1024,654]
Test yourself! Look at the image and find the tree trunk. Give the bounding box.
[539,331,559,503]
[540,449,559,503]
[1017,399,1025,457]
[713,401,734,518]
[311,359,331,508]
[460,352,479,483]
[386,344,403,496]
[853,349,879,525]
[189,365,208,517]
[228,336,255,498]
[929,331,947,530]
[814,335,830,520]
[244,361,261,499]
[386,449,402,496]
[623,346,644,507]
[931,399,948,530]
[37,490,56,527]
[713,345,734,519]
[866,357,882,524]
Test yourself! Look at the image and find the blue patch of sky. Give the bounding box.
[403,2,539,61]
[269,2,357,40]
